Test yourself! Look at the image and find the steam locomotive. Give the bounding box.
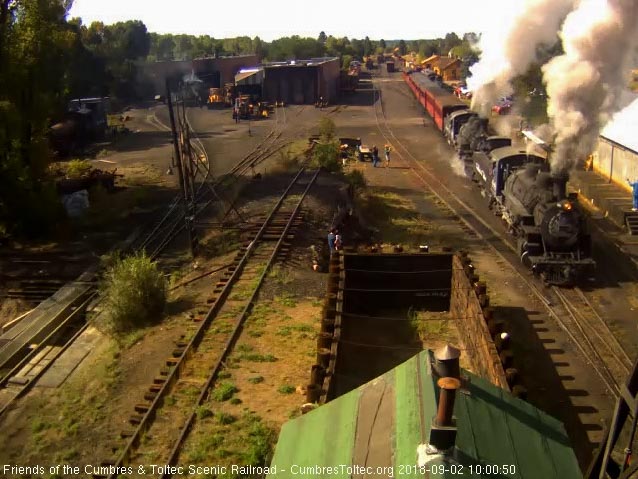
[472,146,595,285]
[402,71,595,285]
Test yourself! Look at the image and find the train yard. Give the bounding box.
[1,63,638,477]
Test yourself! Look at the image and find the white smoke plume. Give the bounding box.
[542,0,638,173]
[467,0,575,116]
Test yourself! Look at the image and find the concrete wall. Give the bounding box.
[592,136,638,191]
[450,254,510,390]
[319,58,340,103]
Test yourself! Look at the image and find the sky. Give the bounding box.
[68,0,521,41]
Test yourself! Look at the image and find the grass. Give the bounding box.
[184,412,276,468]
[200,229,240,258]
[64,159,93,178]
[275,292,297,308]
[408,308,454,342]
[268,266,293,285]
[196,407,214,420]
[277,384,296,394]
[236,352,278,363]
[212,382,238,402]
[217,412,237,425]
[248,376,264,384]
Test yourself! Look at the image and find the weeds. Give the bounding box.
[268,266,293,285]
[237,353,277,363]
[196,407,214,420]
[64,159,92,178]
[248,376,264,384]
[278,384,296,394]
[212,382,238,402]
[275,293,297,308]
[217,412,237,425]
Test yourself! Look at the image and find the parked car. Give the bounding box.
[492,100,512,115]
[455,85,473,99]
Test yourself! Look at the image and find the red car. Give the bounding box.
[492,101,512,115]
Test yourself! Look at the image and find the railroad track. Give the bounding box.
[370,70,632,406]
[138,104,292,257]
[97,166,318,478]
[549,286,631,396]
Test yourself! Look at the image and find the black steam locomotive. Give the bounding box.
[472,146,595,285]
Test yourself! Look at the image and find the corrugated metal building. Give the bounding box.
[268,350,581,479]
[262,57,340,105]
[592,97,638,191]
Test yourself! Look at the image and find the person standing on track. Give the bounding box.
[384,144,391,167]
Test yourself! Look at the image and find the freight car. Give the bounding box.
[472,146,595,284]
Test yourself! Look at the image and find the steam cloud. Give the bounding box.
[542,0,638,173]
[468,0,575,116]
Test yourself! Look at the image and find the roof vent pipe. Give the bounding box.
[436,377,461,427]
[427,377,461,452]
[432,344,460,380]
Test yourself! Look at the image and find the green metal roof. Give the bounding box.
[268,351,581,479]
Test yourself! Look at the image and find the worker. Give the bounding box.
[372,146,379,167]
[327,229,336,253]
[384,144,391,167]
[627,178,638,211]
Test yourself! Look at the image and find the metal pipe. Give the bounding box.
[436,377,461,427]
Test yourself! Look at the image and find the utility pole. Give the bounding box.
[166,79,186,202]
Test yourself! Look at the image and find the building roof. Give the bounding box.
[235,69,262,83]
[423,54,440,65]
[438,57,462,71]
[263,57,339,68]
[601,96,638,155]
[268,351,580,479]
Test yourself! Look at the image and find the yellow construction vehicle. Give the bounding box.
[207,87,225,109]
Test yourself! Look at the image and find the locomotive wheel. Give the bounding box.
[520,251,532,268]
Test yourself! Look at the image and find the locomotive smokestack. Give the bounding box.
[551,172,568,200]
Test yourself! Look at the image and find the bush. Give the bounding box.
[99,252,167,333]
[65,159,92,179]
[345,170,367,191]
[312,142,341,173]
[319,117,336,141]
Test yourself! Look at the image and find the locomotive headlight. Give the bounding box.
[557,200,573,211]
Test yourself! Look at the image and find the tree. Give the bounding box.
[156,35,175,61]
[253,36,264,60]
[441,32,462,55]
[318,31,327,44]
[379,38,386,50]
[398,39,407,55]
[363,36,372,57]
